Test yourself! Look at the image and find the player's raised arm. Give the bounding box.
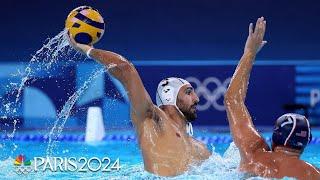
[68,35,154,126]
[224,17,269,158]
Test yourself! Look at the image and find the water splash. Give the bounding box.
[0,29,80,156]
[46,68,106,156]
[105,143,284,180]
[0,133,309,180]
[0,28,107,159]
[14,29,75,103]
[0,143,277,179]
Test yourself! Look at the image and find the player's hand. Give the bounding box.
[67,31,93,55]
[244,17,267,55]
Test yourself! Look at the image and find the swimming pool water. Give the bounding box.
[0,129,319,179]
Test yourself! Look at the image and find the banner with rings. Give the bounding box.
[0,62,296,128]
[136,65,295,125]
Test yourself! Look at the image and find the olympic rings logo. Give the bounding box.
[185,76,231,111]
[14,166,33,175]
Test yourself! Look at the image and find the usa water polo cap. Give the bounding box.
[272,113,312,150]
[156,77,190,107]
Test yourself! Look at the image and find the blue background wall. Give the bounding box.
[1,0,320,61]
[0,61,308,129]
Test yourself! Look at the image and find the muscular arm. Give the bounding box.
[224,17,268,159]
[68,37,154,127]
[89,49,154,122]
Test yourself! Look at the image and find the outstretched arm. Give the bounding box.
[224,17,269,159]
[68,36,154,127]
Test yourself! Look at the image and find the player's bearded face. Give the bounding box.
[176,86,199,122]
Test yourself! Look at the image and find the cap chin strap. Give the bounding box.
[174,104,193,136]
[186,122,193,136]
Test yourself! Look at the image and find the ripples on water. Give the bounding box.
[0,143,264,180]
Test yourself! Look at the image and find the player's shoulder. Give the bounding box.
[295,160,320,175]
[270,154,320,178]
[243,151,320,178]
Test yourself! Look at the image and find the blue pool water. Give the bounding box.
[0,129,319,179]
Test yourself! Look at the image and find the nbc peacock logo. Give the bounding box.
[14,154,33,175]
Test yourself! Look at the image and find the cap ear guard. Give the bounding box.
[156,77,190,107]
[272,122,291,147]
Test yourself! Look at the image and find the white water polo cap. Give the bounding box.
[156,77,193,136]
[156,77,191,107]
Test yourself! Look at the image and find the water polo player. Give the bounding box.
[224,17,320,179]
[67,34,211,176]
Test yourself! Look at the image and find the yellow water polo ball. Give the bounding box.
[65,6,105,45]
